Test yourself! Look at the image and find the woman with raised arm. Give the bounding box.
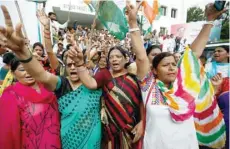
[0,58,61,149]
[0,6,102,149]
[68,44,144,149]
[125,2,226,149]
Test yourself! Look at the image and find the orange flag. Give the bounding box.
[142,0,159,24]
[153,0,159,15]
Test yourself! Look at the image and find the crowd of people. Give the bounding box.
[0,2,229,149]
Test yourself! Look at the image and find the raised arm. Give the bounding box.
[68,44,98,89]
[191,3,226,58]
[126,1,149,80]
[37,9,59,70]
[0,6,58,91]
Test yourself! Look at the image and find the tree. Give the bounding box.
[220,13,229,40]
[186,7,205,23]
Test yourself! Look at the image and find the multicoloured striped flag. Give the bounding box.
[157,47,226,148]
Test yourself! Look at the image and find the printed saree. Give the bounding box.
[55,77,102,149]
[95,69,142,149]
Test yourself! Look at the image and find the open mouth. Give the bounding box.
[70,72,78,77]
[112,63,119,67]
[70,72,77,75]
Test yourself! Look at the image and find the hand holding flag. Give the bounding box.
[125,0,143,25]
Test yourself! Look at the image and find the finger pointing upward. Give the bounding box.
[1,5,13,27]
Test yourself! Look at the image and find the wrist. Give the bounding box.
[76,61,85,67]
[129,22,139,28]
[44,25,50,30]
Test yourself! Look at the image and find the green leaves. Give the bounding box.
[186,7,205,23]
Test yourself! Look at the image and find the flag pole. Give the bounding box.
[67,0,72,21]
[14,0,28,39]
[89,0,101,44]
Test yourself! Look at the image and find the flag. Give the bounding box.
[83,0,97,12]
[97,0,128,40]
[142,0,159,24]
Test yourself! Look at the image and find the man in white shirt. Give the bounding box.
[48,12,69,44]
[168,34,176,53]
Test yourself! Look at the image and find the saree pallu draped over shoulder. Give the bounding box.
[55,77,102,149]
[100,72,142,149]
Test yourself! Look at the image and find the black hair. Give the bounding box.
[107,46,130,68]
[33,42,44,50]
[3,52,15,65]
[66,44,72,50]
[48,12,56,17]
[152,52,174,69]
[146,45,162,56]
[218,45,229,53]
[200,55,207,61]
[10,57,20,72]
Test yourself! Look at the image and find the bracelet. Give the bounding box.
[129,28,140,33]
[18,51,33,63]
[204,21,214,26]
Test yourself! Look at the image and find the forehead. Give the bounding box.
[109,49,123,56]
[159,56,176,64]
[16,64,23,69]
[151,48,161,53]
[34,46,42,50]
[215,47,226,52]
[66,57,75,63]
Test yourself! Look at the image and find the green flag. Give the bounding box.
[97,0,128,40]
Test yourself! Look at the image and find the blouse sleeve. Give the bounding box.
[54,76,72,99]
[137,71,155,92]
[0,91,21,149]
[94,68,111,88]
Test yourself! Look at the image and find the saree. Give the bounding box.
[95,69,142,149]
[0,82,61,149]
[55,77,102,149]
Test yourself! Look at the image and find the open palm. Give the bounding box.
[36,9,50,27]
[0,5,25,52]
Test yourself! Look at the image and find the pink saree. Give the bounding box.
[0,82,61,149]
